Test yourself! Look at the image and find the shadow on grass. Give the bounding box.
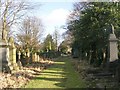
[31,57,68,88]
[25,56,86,88]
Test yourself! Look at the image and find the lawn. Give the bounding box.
[24,56,87,88]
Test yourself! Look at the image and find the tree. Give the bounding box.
[53,27,60,51]
[43,34,56,52]
[0,0,39,42]
[16,16,44,53]
[67,2,120,66]
[59,40,70,54]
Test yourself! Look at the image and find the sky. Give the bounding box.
[27,1,75,43]
[25,0,112,43]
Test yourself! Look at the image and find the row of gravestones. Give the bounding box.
[19,51,42,66]
[0,37,42,73]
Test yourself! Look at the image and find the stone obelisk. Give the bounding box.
[108,24,118,62]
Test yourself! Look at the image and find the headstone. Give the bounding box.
[9,37,19,71]
[37,55,40,62]
[17,51,22,69]
[32,53,35,62]
[35,53,37,62]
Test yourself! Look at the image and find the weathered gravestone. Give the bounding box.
[9,37,19,71]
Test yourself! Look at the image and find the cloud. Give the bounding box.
[40,8,70,37]
[45,8,70,26]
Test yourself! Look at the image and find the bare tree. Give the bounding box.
[53,27,60,51]
[0,0,39,42]
[17,16,44,52]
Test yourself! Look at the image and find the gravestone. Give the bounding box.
[34,53,37,62]
[17,51,23,69]
[9,37,19,71]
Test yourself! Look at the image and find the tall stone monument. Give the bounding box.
[9,37,19,71]
[0,26,12,73]
[108,24,118,62]
[0,40,12,73]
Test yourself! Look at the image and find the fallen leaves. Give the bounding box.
[0,59,54,89]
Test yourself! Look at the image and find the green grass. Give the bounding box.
[24,56,87,88]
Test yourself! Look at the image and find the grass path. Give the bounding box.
[24,56,87,88]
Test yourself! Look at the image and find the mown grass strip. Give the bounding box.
[24,56,87,88]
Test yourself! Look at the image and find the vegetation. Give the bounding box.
[0,0,38,41]
[67,2,120,66]
[16,16,43,53]
[24,57,87,88]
